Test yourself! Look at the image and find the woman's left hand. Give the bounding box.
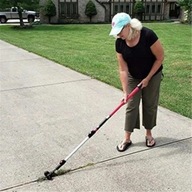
[141,78,150,88]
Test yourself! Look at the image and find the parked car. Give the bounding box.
[0,7,38,23]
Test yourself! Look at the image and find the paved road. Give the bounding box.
[0,40,191,192]
[0,19,39,25]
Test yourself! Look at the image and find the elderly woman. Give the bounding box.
[109,13,164,152]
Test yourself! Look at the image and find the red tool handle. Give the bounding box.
[109,83,142,117]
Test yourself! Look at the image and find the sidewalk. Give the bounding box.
[0,39,191,192]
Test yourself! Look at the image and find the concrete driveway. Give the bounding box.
[0,40,191,192]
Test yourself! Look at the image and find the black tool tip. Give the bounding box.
[44,171,53,180]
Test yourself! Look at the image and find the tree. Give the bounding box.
[8,0,25,26]
[178,0,192,24]
[42,0,56,24]
[85,0,97,23]
[133,1,145,21]
[0,0,11,10]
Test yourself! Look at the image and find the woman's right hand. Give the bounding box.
[123,93,129,103]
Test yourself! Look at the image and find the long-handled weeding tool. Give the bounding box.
[44,84,142,180]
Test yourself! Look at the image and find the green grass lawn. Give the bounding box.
[0,23,191,118]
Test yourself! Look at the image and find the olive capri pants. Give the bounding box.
[125,71,162,132]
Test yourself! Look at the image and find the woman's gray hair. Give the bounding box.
[127,18,142,40]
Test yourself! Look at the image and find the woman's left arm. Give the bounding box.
[141,39,164,88]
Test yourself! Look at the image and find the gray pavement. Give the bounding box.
[0,39,191,192]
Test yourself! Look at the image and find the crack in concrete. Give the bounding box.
[0,137,191,191]
[0,78,92,92]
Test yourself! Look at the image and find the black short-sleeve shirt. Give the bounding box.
[116,27,163,79]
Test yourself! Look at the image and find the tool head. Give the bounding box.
[44,171,54,180]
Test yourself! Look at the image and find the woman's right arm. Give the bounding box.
[116,52,129,102]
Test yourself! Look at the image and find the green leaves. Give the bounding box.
[178,0,192,23]
[42,0,56,23]
[85,0,97,22]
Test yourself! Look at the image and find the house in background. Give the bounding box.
[39,0,181,24]
[114,0,181,20]
[40,0,106,23]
